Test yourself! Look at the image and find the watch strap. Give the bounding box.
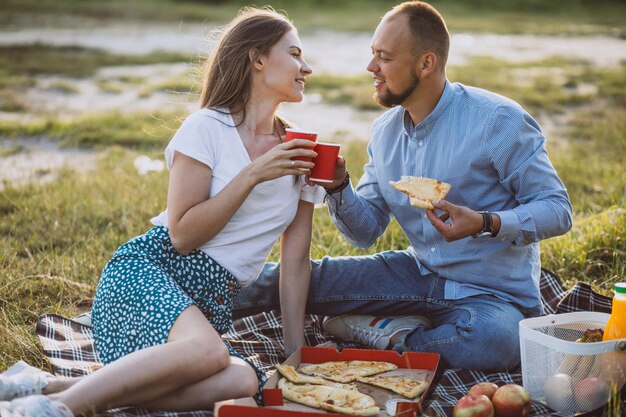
[473,211,494,238]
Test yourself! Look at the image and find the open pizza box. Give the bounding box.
[215,346,440,417]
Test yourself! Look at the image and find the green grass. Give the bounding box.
[448,57,626,114]
[0,3,625,413]
[0,113,624,362]
[304,57,626,115]
[2,0,626,35]
[0,90,29,112]
[151,71,201,95]
[0,112,183,149]
[0,44,190,78]
[44,81,80,95]
[305,74,381,110]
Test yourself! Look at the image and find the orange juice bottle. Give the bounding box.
[603,283,626,341]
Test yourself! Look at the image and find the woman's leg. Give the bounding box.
[140,355,258,411]
[49,305,240,415]
[36,357,257,411]
[43,378,81,395]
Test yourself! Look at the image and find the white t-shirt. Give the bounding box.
[151,108,324,286]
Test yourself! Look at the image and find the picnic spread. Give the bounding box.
[35,269,615,417]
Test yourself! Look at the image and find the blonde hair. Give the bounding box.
[200,7,295,124]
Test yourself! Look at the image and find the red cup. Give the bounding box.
[285,128,317,162]
[310,142,340,183]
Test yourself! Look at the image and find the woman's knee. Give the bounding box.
[230,359,260,398]
[195,341,231,374]
[174,337,230,380]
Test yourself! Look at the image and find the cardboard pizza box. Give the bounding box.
[215,346,440,417]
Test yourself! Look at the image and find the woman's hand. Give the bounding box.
[244,139,316,184]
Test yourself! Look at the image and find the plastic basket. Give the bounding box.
[519,312,626,414]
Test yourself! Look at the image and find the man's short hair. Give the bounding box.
[392,1,450,68]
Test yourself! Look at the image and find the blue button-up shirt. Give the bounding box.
[326,80,572,315]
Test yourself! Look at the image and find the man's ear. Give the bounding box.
[417,52,438,77]
[249,49,264,71]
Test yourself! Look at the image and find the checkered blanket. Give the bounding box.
[36,269,611,417]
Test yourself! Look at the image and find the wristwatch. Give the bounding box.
[473,211,495,238]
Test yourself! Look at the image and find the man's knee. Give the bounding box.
[465,317,521,370]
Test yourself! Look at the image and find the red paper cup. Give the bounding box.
[285,128,317,162]
[310,142,340,183]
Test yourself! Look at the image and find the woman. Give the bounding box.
[0,7,320,416]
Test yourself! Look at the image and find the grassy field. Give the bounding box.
[1,0,625,414]
[2,0,626,35]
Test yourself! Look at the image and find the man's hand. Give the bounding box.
[426,200,484,241]
[308,155,347,188]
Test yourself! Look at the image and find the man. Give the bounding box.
[234,1,572,371]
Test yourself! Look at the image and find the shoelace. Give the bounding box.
[348,324,382,347]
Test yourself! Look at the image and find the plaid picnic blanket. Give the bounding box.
[35,269,612,417]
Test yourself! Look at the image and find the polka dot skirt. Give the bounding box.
[92,226,267,402]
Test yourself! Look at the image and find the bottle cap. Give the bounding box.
[615,283,626,294]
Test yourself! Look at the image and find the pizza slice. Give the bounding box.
[389,176,452,209]
[275,364,326,385]
[278,378,379,416]
[299,360,398,383]
[356,375,429,399]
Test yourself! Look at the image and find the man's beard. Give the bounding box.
[374,72,420,108]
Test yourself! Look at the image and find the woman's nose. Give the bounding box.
[301,60,313,75]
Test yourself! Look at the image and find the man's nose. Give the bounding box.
[366,58,378,73]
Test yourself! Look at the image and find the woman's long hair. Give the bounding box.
[200,7,294,125]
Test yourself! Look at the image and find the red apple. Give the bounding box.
[453,394,495,417]
[574,377,612,412]
[492,384,531,417]
[469,382,499,400]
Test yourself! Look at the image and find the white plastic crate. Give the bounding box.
[519,312,626,414]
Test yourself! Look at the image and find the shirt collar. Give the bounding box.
[402,79,454,136]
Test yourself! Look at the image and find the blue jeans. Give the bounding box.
[233,250,525,372]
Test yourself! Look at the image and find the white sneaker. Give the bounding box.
[323,315,432,350]
[0,395,73,417]
[71,312,92,327]
[0,361,54,401]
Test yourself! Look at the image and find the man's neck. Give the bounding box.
[403,76,446,126]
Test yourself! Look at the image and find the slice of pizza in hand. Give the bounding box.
[278,378,380,416]
[389,176,452,209]
[299,360,398,383]
[356,375,429,399]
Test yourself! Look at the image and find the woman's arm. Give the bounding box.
[279,199,315,357]
[167,151,257,255]
[168,139,315,255]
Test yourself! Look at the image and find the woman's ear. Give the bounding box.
[249,49,264,71]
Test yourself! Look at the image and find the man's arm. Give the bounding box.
[427,106,572,244]
[488,107,572,245]
[324,142,393,248]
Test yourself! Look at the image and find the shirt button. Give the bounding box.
[423,213,427,219]
[418,141,424,147]
[430,247,436,252]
